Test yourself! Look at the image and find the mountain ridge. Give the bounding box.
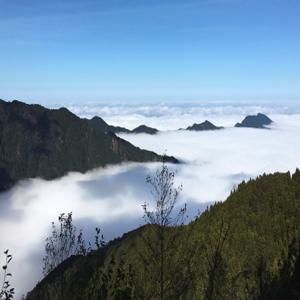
[0,99,177,192]
[89,117,159,135]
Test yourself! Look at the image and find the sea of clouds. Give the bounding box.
[1,101,300,297]
[66,101,300,130]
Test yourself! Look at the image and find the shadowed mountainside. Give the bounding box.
[131,125,158,134]
[186,120,224,131]
[235,113,273,129]
[0,100,177,192]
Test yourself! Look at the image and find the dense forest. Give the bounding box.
[13,168,299,300]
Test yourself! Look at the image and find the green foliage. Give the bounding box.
[26,170,300,300]
[89,255,136,299]
[139,162,197,300]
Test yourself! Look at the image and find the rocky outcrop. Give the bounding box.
[235,113,273,129]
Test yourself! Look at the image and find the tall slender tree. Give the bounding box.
[204,216,230,300]
[140,160,196,300]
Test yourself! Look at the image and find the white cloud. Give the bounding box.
[119,114,300,202]
[64,101,300,130]
[1,104,300,297]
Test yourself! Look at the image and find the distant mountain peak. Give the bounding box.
[235,113,273,129]
[186,120,223,131]
[131,125,159,134]
[89,116,130,134]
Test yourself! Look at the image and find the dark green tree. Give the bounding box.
[90,255,136,300]
[204,216,230,300]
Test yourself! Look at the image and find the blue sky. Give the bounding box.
[0,0,299,104]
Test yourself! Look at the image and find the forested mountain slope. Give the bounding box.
[0,100,177,192]
[26,170,300,299]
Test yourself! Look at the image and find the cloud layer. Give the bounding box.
[1,104,300,297]
[65,101,300,130]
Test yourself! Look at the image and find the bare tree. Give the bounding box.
[42,212,89,300]
[0,249,14,300]
[43,212,87,276]
[41,212,105,300]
